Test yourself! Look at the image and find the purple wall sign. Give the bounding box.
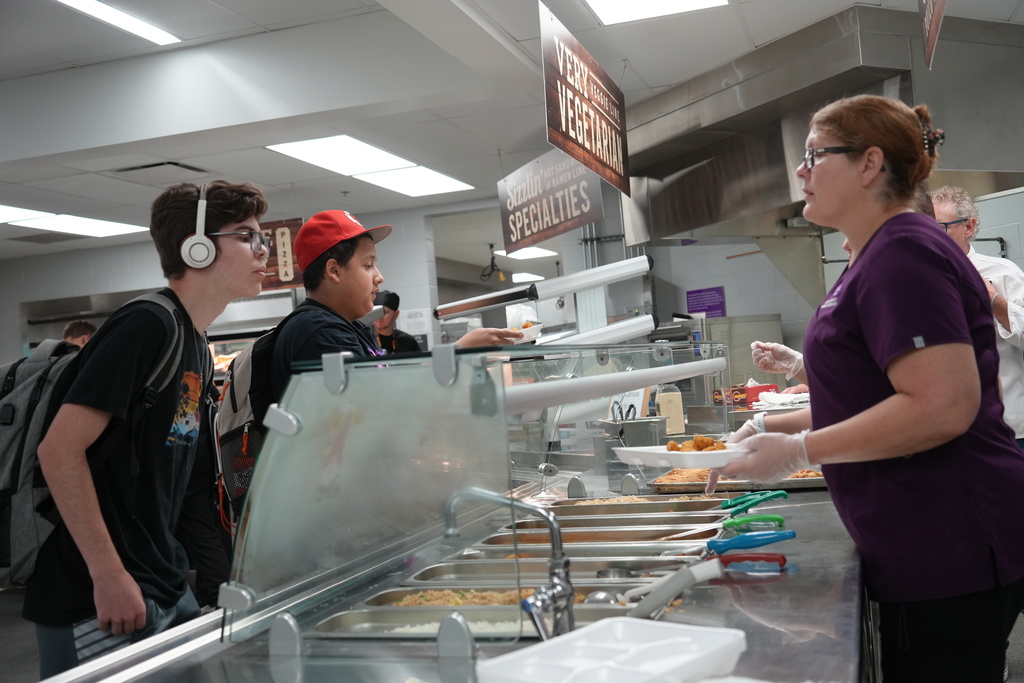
[686,286,726,318]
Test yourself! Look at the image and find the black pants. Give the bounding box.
[175,484,232,608]
[879,575,1024,682]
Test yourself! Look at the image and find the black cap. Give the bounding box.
[374,290,400,310]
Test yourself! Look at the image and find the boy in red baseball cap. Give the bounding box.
[270,210,521,401]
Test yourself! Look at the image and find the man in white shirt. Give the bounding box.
[932,185,1024,448]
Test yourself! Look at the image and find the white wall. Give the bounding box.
[975,187,1024,262]
[0,242,165,357]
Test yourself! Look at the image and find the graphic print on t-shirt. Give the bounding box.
[166,370,203,447]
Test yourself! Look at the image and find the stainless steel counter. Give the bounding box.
[52,489,862,683]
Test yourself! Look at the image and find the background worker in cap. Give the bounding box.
[270,210,522,401]
[373,290,422,354]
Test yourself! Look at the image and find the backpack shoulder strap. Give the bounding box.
[126,292,187,409]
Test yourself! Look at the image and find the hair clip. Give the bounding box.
[923,124,945,158]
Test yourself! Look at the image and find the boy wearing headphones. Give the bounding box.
[23,181,269,677]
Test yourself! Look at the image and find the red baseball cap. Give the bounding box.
[294,210,392,271]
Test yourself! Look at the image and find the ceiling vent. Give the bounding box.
[106,161,209,185]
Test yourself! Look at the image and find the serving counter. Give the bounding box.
[47,342,866,683]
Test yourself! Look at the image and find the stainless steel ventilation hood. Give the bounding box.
[622,5,1024,306]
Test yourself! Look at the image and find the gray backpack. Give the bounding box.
[0,293,185,588]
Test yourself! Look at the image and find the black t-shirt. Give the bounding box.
[23,289,212,625]
[378,328,421,355]
[270,298,384,402]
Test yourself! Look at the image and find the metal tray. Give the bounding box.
[547,495,739,516]
[405,558,690,585]
[452,540,709,560]
[312,605,629,638]
[506,512,730,530]
[476,525,722,546]
[650,477,826,494]
[362,583,642,608]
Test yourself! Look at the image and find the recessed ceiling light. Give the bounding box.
[0,205,54,224]
[268,135,414,176]
[353,166,473,197]
[583,0,728,26]
[54,0,181,45]
[495,246,559,260]
[12,214,147,237]
[512,272,545,283]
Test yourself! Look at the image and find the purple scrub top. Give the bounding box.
[804,212,1024,603]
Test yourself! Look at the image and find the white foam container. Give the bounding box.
[476,617,746,683]
[613,445,744,469]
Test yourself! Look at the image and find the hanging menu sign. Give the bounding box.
[539,1,630,196]
[258,218,304,290]
[497,148,604,252]
[919,0,947,69]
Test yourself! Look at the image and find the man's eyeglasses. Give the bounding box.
[208,229,271,254]
[939,218,968,231]
[802,146,858,170]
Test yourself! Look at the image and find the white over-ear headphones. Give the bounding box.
[180,183,216,269]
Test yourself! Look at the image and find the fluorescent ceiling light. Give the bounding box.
[54,0,181,45]
[0,204,54,223]
[13,214,147,237]
[512,272,545,283]
[495,246,558,260]
[583,0,728,25]
[354,166,473,197]
[267,135,414,176]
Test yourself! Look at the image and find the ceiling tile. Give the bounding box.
[25,173,157,206]
[182,148,337,186]
[601,8,753,86]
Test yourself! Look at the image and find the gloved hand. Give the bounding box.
[708,415,767,493]
[726,416,765,447]
[715,430,811,484]
[751,341,804,380]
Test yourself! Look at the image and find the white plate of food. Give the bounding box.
[613,444,746,469]
[513,323,543,344]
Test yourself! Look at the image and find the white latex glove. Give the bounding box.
[716,430,811,484]
[751,341,804,380]
[707,416,766,493]
[726,416,765,447]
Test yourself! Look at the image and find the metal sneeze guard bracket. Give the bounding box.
[263,403,300,436]
[269,613,303,657]
[437,611,478,683]
[433,343,458,386]
[322,351,348,394]
[218,583,255,610]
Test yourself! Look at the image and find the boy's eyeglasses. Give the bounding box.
[802,146,858,170]
[208,229,271,254]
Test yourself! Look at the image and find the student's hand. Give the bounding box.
[751,341,804,380]
[457,327,524,348]
[716,430,811,484]
[94,568,147,635]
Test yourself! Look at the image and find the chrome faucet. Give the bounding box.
[444,486,574,640]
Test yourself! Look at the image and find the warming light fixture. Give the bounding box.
[495,246,558,260]
[583,0,728,25]
[54,0,181,45]
[267,135,473,197]
[12,214,148,237]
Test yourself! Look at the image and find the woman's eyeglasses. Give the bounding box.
[802,146,857,170]
[208,229,271,254]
